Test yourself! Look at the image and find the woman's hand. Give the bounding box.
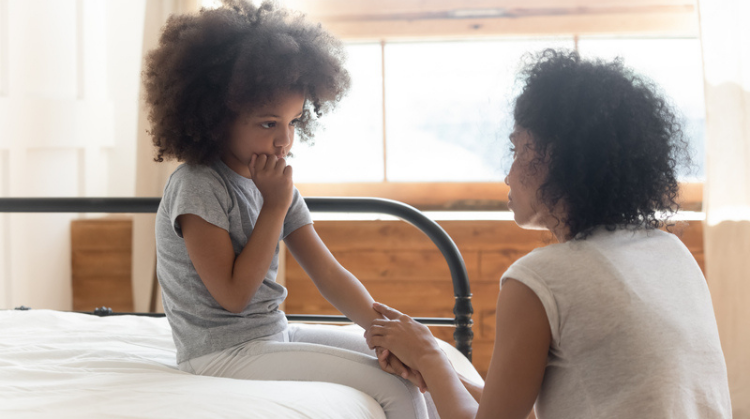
[249,153,293,211]
[365,302,443,372]
[376,347,428,392]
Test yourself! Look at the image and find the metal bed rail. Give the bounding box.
[1,197,474,360]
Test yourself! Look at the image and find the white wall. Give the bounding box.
[0,0,146,310]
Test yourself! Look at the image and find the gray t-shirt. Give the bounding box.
[156,160,312,364]
[501,227,731,419]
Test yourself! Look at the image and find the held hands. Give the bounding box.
[249,154,293,211]
[366,302,442,391]
[376,346,428,393]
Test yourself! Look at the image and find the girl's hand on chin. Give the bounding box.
[249,153,294,211]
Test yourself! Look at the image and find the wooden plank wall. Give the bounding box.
[67,216,704,378]
[285,219,704,378]
[71,218,134,312]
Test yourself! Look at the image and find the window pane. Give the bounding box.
[289,43,384,183]
[577,38,706,181]
[384,38,574,182]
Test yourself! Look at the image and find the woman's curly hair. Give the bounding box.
[513,49,691,240]
[143,0,350,164]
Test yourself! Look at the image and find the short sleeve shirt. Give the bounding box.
[156,160,312,364]
[500,227,731,418]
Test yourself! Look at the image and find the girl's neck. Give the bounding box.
[221,154,252,179]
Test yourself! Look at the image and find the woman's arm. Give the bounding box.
[367,279,551,419]
[475,279,550,419]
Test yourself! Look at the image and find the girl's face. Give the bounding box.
[222,90,305,178]
[505,125,553,232]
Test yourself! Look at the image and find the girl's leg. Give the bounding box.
[286,323,374,354]
[287,324,440,419]
[188,334,428,419]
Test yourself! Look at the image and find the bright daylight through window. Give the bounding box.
[289,37,706,183]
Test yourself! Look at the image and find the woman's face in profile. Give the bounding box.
[505,126,551,231]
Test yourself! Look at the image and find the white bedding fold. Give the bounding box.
[0,310,385,419]
[0,309,481,419]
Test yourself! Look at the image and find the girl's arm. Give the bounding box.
[178,206,285,313]
[283,224,380,327]
[285,224,429,391]
[179,154,293,314]
[367,279,551,419]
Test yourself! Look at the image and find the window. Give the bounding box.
[291,37,706,184]
[577,38,706,180]
[289,43,384,182]
[384,38,573,182]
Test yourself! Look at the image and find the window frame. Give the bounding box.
[291,1,703,211]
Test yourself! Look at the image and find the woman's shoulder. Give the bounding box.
[500,242,573,288]
[501,227,637,279]
[513,240,576,265]
[507,226,686,276]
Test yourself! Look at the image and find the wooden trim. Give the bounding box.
[283,1,698,40]
[298,182,509,210]
[678,182,703,212]
[380,39,388,181]
[315,12,698,40]
[284,1,695,17]
[297,182,703,211]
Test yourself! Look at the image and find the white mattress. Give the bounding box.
[0,309,481,419]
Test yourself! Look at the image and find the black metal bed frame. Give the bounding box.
[0,197,474,360]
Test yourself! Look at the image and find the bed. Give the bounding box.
[0,197,479,419]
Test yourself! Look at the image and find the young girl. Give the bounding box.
[366,50,732,418]
[144,2,431,418]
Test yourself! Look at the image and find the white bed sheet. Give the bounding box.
[0,309,482,419]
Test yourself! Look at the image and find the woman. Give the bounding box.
[366,49,732,419]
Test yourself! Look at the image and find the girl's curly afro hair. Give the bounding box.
[143,0,350,165]
[513,49,691,240]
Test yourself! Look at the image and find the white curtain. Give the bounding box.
[0,0,145,310]
[131,0,199,312]
[698,1,750,417]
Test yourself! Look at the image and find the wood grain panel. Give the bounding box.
[288,218,706,380]
[299,182,509,211]
[285,0,694,16]
[317,12,697,39]
[283,0,697,39]
[442,221,553,251]
[313,221,435,251]
[72,275,134,312]
[71,219,132,250]
[285,279,499,317]
[312,220,551,252]
[71,218,133,312]
[72,250,131,277]
[479,249,534,282]
[300,182,703,213]
[287,250,480,282]
[670,220,703,252]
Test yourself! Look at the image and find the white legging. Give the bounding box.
[178,323,437,419]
